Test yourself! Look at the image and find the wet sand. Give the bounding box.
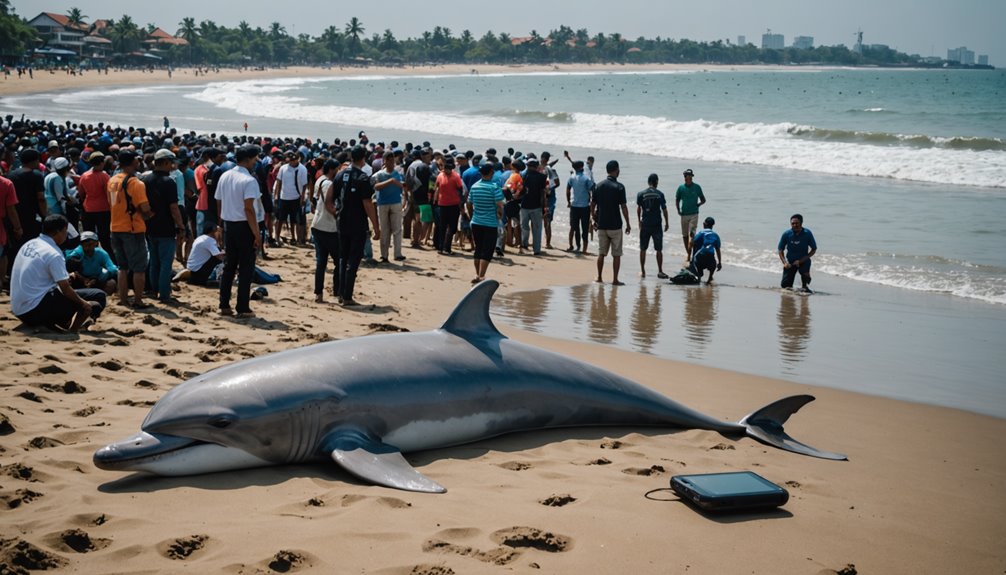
[1,241,1005,574]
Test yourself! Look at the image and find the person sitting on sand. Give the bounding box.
[65,231,118,295]
[174,222,225,287]
[689,217,722,284]
[9,214,105,332]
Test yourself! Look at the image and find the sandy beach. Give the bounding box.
[1,238,1004,574]
[0,62,802,98]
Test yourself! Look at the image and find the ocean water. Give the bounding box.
[7,68,1004,305]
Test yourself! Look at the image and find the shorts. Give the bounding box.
[680,214,699,238]
[471,224,498,261]
[261,190,274,214]
[178,208,193,239]
[419,203,433,223]
[276,198,305,225]
[693,251,717,272]
[597,228,624,257]
[639,227,663,252]
[546,195,557,222]
[110,232,149,273]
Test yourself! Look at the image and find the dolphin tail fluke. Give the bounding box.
[738,395,848,460]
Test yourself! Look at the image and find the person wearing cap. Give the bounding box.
[466,162,505,284]
[637,173,670,279]
[9,214,105,332]
[675,168,706,259]
[689,217,722,284]
[65,231,118,294]
[590,160,630,285]
[778,213,817,293]
[215,144,263,318]
[140,149,185,304]
[44,140,62,171]
[43,156,76,221]
[77,151,111,254]
[107,150,154,308]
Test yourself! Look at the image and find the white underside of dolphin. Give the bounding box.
[94,280,846,493]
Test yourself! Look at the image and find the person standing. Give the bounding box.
[674,168,706,259]
[8,149,46,250]
[466,162,505,284]
[331,146,380,307]
[372,151,405,263]
[689,217,722,284]
[433,155,464,255]
[778,213,817,292]
[636,173,670,279]
[107,151,154,308]
[518,158,548,255]
[9,214,105,332]
[77,151,111,255]
[566,160,593,254]
[272,151,308,245]
[140,149,185,304]
[311,159,340,303]
[591,160,630,285]
[215,144,262,317]
[0,172,22,293]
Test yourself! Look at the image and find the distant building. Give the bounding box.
[978,55,989,66]
[761,30,784,50]
[947,46,975,65]
[868,44,890,51]
[26,12,87,56]
[737,35,746,46]
[793,36,814,50]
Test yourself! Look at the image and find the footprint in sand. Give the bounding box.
[0,488,43,509]
[539,494,577,507]
[490,526,572,553]
[158,534,209,560]
[27,437,64,449]
[423,526,571,566]
[708,443,736,451]
[409,564,455,575]
[498,461,533,471]
[2,463,40,482]
[267,550,313,572]
[38,381,87,394]
[621,465,666,476]
[38,364,67,375]
[91,359,126,372]
[0,413,14,434]
[0,537,67,571]
[72,406,100,418]
[586,458,612,466]
[600,440,626,449]
[17,390,43,403]
[45,529,112,553]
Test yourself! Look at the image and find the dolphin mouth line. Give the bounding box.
[93,432,211,470]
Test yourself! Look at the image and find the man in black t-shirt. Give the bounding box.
[590,160,630,285]
[332,146,380,307]
[140,149,184,303]
[519,158,548,255]
[8,149,46,249]
[636,173,670,279]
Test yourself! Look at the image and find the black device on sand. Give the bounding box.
[670,471,789,512]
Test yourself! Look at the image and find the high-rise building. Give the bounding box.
[738,35,746,46]
[947,46,976,65]
[762,30,784,50]
[978,55,989,66]
[793,36,814,50]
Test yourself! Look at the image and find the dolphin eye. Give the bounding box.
[208,415,236,429]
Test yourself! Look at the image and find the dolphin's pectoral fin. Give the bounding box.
[739,395,848,461]
[325,430,447,493]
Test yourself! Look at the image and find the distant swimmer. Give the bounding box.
[675,168,705,260]
[778,213,817,293]
[689,217,722,284]
[163,116,169,130]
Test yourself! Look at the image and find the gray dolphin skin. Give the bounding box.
[93,280,845,493]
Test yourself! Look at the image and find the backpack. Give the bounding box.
[669,267,701,285]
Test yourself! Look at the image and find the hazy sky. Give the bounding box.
[13,0,1005,65]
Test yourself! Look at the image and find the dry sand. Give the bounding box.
[1,239,1004,575]
[0,62,799,98]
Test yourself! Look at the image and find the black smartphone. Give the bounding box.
[670,471,789,512]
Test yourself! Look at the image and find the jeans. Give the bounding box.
[147,235,176,301]
[312,228,340,296]
[378,203,403,259]
[520,208,544,253]
[220,221,257,313]
[496,215,506,250]
[570,206,590,250]
[339,231,367,302]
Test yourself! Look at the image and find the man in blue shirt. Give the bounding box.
[65,231,118,294]
[777,213,817,292]
[565,160,593,254]
[690,217,722,284]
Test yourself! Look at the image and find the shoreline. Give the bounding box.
[0,61,934,99]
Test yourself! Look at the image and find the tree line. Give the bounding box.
[0,4,963,69]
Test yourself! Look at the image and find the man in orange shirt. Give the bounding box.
[107,151,154,308]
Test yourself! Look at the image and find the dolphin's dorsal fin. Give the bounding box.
[440,279,504,340]
[325,429,446,493]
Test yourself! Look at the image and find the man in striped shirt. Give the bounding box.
[465,163,505,284]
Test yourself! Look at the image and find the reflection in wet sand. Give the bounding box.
[777,292,812,370]
[682,286,718,359]
[630,283,662,352]
[587,283,620,344]
[503,287,552,331]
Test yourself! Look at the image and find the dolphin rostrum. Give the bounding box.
[93,280,845,493]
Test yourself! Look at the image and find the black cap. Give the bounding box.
[683,168,694,177]
[118,150,138,165]
[704,216,715,227]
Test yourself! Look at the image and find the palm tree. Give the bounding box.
[177,16,198,62]
[66,7,87,28]
[344,17,364,57]
[109,15,141,54]
[268,22,286,40]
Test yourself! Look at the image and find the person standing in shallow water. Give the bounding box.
[778,213,817,293]
[591,160,630,285]
[636,173,669,279]
[675,168,705,260]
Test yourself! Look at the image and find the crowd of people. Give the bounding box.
[0,114,818,331]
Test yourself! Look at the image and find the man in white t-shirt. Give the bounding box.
[10,214,105,331]
[215,145,262,318]
[272,152,308,245]
[174,222,225,286]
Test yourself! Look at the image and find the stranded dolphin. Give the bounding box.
[93,280,845,493]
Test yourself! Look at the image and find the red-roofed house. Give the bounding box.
[143,27,189,51]
[27,12,87,55]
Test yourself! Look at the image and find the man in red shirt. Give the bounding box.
[1,173,24,293]
[76,151,111,254]
[432,156,464,255]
